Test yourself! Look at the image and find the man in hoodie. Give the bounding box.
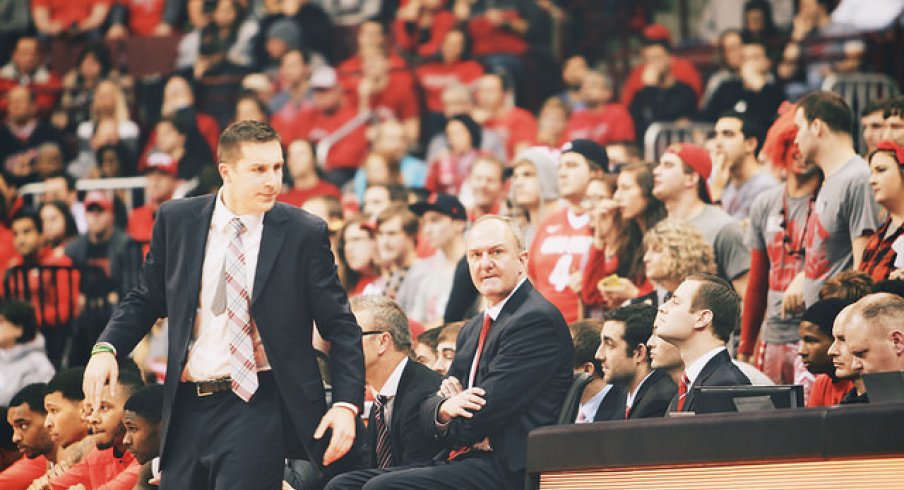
[0,300,55,406]
[509,147,560,247]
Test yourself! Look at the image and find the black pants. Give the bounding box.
[324,454,519,490]
[160,372,286,489]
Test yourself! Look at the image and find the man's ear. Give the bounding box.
[580,361,596,375]
[695,309,714,332]
[891,330,904,356]
[633,343,649,365]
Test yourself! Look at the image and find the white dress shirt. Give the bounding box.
[576,384,612,424]
[182,191,267,381]
[468,277,528,389]
[372,357,408,429]
[626,371,655,411]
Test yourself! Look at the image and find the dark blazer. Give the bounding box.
[367,359,443,467]
[420,280,573,478]
[628,369,677,419]
[593,385,627,422]
[669,350,750,413]
[98,196,364,471]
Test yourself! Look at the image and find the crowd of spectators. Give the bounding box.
[1,0,904,488]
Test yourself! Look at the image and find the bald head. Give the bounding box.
[845,293,904,374]
[466,216,528,305]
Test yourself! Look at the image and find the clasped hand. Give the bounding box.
[437,376,486,424]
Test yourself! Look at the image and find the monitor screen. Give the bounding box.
[692,385,804,414]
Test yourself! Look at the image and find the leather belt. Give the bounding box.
[184,378,232,397]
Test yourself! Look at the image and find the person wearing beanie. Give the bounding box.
[527,139,605,323]
[510,147,561,247]
[860,140,904,282]
[740,103,823,387]
[800,298,854,407]
[653,142,750,297]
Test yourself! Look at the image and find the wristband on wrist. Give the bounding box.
[91,343,116,357]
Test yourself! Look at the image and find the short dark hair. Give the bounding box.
[872,279,904,298]
[218,120,281,164]
[884,95,904,119]
[861,97,887,117]
[117,357,146,397]
[44,171,76,192]
[569,319,603,376]
[11,208,42,235]
[798,91,854,135]
[0,299,37,343]
[719,110,765,154]
[687,273,741,342]
[416,325,442,351]
[10,383,49,414]
[124,384,164,425]
[237,90,271,120]
[46,367,86,402]
[40,201,79,241]
[0,407,14,450]
[605,304,657,361]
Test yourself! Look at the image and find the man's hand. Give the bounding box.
[314,406,356,467]
[438,376,464,397]
[437,387,486,423]
[83,352,118,417]
[781,272,806,319]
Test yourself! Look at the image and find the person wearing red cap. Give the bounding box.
[65,190,133,296]
[859,140,904,282]
[782,91,881,313]
[620,24,703,109]
[740,103,822,385]
[652,143,750,296]
[127,151,180,246]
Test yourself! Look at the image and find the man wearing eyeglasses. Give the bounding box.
[325,296,443,488]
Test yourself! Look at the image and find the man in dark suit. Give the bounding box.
[564,320,626,424]
[82,121,365,489]
[325,296,444,489]
[597,304,677,419]
[350,216,573,490]
[654,273,750,413]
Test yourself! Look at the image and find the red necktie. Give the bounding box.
[450,314,494,461]
[467,314,493,389]
[224,217,258,402]
[676,373,690,411]
[625,406,631,419]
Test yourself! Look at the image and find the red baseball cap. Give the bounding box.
[874,140,904,166]
[665,143,713,203]
[643,23,672,44]
[83,190,114,212]
[144,151,179,177]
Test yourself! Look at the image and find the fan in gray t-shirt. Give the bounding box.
[802,156,881,306]
[689,205,751,283]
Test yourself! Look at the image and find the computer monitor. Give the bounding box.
[692,385,805,414]
[862,371,904,404]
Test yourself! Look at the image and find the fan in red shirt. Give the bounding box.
[0,38,62,116]
[394,0,456,60]
[528,140,607,322]
[564,70,635,147]
[31,0,113,38]
[474,72,537,159]
[270,49,313,141]
[337,19,408,88]
[293,66,370,187]
[278,139,341,207]
[353,48,420,144]
[416,29,485,114]
[799,298,855,407]
[127,151,179,246]
[106,0,175,39]
[425,114,482,196]
[8,210,79,332]
[620,24,703,108]
[457,0,528,57]
[1,384,56,490]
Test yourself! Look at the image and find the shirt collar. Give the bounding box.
[212,189,265,235]
[626,370,655,407]
[577,383,612,422]
[685,346,726,385]
[484,277,528,321]
[373,357,408,399]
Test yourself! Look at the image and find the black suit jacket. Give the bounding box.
[628,369,677,419]
[367,359,443,467]
[593,385,627,422]
[419,280,573,476]
[669,350,750,413]
[98,196,365,471]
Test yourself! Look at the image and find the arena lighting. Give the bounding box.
[539,457,904,489]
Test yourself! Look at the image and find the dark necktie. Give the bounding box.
[676,372,690,411]
[374,394,393,469]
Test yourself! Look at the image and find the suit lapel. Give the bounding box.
[252,204,287,305]
[472,281,532,385]
[183,196,216,319]
[390,361,414,461]
[631,369,663,417]
[686,350,730,410]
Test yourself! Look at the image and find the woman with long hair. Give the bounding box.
[337,217,380,296]
[39,200,79,257]
[582,163,666,312]
[860,141,904,282]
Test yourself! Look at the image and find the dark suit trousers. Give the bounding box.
[324,454,517,490]
[161,372,286,490]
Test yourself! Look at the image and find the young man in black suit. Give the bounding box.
[597,304,677,419]
[82,121,365,489]
[350,216,573,490]
[566,320,626,423]
[654,273,749,413]
[325,296,444,488]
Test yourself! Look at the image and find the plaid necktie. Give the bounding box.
[222,217,258,402]
[374,395,393,468]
